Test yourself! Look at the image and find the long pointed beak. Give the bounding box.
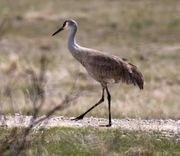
[52,26,64,36]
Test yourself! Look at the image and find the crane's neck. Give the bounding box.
[68,25,78,50]
[67,25,86,62]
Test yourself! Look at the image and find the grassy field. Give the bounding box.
[0,127,179,156]
[0,0,180,119]
[0,0,180,155]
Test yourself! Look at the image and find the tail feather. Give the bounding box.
[116,58,144,89]
[121,58,144,89]
[130,67,144,89]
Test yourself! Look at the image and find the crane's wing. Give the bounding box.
[84,51,144,89]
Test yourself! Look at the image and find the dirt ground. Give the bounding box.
[0,0,180,120]
[0,115,179,137]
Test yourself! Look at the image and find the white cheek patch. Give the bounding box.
[65,22,69,28]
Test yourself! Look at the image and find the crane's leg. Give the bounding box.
[105,87,112,127]
[72,87,105,121]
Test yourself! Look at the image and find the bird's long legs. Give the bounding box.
[72,87,105,121]
[105,87,112,127]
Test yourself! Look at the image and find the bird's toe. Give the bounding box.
[71,115,84,121]
[99,123,112,127]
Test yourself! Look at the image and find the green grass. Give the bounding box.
[0,127,179,156]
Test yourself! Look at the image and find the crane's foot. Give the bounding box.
[71,114,84,121]
[99,123,112,127]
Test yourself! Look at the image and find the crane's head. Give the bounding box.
[52,19,77,36]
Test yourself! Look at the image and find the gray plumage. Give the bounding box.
[80,49,143,89]
[52,19,144,126]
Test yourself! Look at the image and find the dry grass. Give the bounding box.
[0,0,180,119]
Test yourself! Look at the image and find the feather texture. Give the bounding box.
[79,50,144,89]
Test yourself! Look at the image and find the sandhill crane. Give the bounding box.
[52,19,144,127]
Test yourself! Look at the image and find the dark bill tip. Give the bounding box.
[52,27,64,36]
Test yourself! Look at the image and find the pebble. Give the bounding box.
[0,115,179,137]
